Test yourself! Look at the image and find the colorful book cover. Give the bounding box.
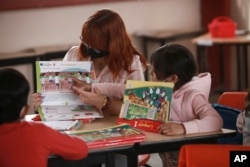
[117,80,174,133]
[66,124,146,149]
[35,61,102,121]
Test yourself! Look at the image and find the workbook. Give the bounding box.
[41,120,82,131]
[25,114,82,131]
[66,124,146,149]
[35,61,103,121]
[117,80,174,133]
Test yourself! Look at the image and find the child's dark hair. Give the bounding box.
[0,68,30,124]
[150,44,197,90]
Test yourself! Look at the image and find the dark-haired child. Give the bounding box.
[236,91,250,145]
[149,44,223,167]
[0,68,88,167]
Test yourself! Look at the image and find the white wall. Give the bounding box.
[0,0,201,112]
[231,0,250,90]
[0,0,200,52]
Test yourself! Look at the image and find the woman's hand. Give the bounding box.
[73,86,123,116]
[158,122,185,136]
[32,93,44,111]
[71,77,91,91]
[72,86,104,109]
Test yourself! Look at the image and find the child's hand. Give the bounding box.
[32,93,44,111]
[158,122,185,136]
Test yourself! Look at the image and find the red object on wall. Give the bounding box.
[200,0,231,91]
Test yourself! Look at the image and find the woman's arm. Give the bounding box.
[92,56,145,99]
[92,83,125,99]
[72,86,122,116]
[107,98,123,116]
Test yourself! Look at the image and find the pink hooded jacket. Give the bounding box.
[170,72,223,134]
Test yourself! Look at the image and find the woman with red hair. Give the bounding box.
[33,9,147,116]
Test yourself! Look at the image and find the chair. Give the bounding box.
[178,144,250,167]
[212,91,247,144]
[217,91,248,111]
[212,103,243,144]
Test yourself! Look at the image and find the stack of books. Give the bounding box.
[66,124,146,149]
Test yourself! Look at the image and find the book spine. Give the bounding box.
[88,138,145,149]
[35,61,41,92]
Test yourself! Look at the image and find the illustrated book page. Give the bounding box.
[35,61,103,121]
[117,80,174,133]
[66,124,146,149]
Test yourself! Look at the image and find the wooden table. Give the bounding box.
[44,114,236,167]
[192,32,250,91]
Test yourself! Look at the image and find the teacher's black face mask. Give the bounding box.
[80,37,109,59]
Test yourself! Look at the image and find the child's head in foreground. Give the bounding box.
[150,44,197,90]
[0,68,30,124]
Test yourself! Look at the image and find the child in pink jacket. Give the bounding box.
[149,44,223,167]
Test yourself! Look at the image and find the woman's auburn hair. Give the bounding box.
[80,9,147,79]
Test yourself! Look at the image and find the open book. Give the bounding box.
[24,114,82,131]
[117,80,174,133]
[66,124,146,149]
[36,61,103,121]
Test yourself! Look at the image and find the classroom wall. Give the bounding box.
[0,0,200,52]
[231,0,250,90]
[0,0,201,111]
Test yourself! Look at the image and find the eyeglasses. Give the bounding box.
[79,36,109,59]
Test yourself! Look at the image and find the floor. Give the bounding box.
[143,92,222,167]
[146,153,162,167]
